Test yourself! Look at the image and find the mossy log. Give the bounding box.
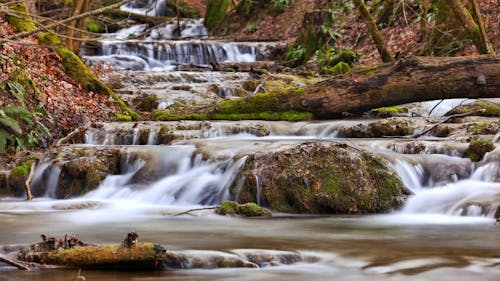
[214,55,499,119]
[19,243,163,270]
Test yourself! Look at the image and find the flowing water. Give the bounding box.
[1,5,499,281]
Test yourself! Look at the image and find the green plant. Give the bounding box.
[271,0,293,12]
[236,0,254,17]
[285,44,306,65]
[0,106,51,152]
[247,23,259,33]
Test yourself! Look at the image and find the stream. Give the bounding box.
[1,2,499,280]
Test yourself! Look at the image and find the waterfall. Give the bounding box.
[82,18,278,71]
[392,159,499,218]
[84,146,247,206]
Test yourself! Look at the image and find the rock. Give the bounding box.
[216,200,272,217]
[420,156,472,186]
[445,100,500,117]
[495,206,500,221]
[463,139,495,162]
[339,118,414,138]
[33,147,122,198]
[134,94,159,112]
[232,142,409,214]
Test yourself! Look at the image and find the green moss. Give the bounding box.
[55,48,137,120]
[86,21,104,33]
[372,106,406,113]
[446,100,500,117]
[37,33,62,46]
[153,111,208,121]
[211,111,312,121]
[463,139,495,162]
[9,162,31,177]
[216,200,271,217]
[216,88,304,114]
[471,122,488,133]
[115,113,132,121]
[153,88,312,121]
[234,143,407,214]
[205,0,232,30]
[329,61,351,76]
[6,3,36,32]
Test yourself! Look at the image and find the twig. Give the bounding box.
[173,207,217,216]
[24,160,37,201]
[71,268,85,281]
[428,99,444,115]
[0,255,29,270]
[56,128,81,146]
[411,110,483,138]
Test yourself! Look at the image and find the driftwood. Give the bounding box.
[24,160,36,201]
[0,255,29,270]
[173,207,216,216]
[56,128,81,146]
[214,55,499,118]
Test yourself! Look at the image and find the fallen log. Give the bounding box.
[213,55,499,119]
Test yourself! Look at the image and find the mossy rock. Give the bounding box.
[470,121,500,135]
[445,100,500,117]
[463,139,495,162]
[38,147,122,198]
[135,95,159,112]
[339,118,414,138]
[232,142,409,214]
[216,200,272,217]
[370,106,408,117]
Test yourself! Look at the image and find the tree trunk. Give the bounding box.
[468,0,495,54]
[447,0,493,55]
[214,55,499,118]
[353,0,394,62]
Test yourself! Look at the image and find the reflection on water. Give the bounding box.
[0,204,499,280]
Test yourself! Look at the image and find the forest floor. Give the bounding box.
[186,0,499,65]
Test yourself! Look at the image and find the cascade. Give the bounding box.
[83,145,247,206]
[82,15,279,70]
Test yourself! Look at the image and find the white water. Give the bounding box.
[82,18,275,70]
[83,145,247,207]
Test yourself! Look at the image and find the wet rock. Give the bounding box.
[48,147,122,198]
[495,206,500,221]
[463,139,495,162]
[233,250,303,267]
[339,118,414,138]
[233,142,409,214]
[419,156,472,186]
[470,121,500,135]
[216,200,272,217]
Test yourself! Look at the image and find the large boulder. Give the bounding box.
[232,142,409,214]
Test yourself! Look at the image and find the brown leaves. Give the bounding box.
[0,14,119,140]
